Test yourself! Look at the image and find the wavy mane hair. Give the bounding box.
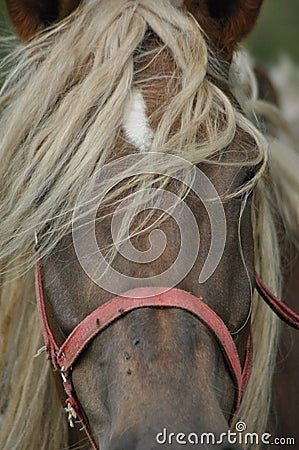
[0,1,297,449]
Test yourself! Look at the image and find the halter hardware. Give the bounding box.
[34,249,299,450]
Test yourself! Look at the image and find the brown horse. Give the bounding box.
[0,1,298,449]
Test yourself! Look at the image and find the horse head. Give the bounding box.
[1,1,280,449]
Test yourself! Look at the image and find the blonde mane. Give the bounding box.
[0,1,296,449]
[230,51,299,249]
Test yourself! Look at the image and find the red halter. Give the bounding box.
[34,252,299,450]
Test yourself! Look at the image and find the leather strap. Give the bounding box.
[35,251,99,450]
[35,256,251,449]
[34,251,299,450]
[56,287,248,413]
[256,273,299,330]
[35,252,60,368]
[240,331,253,397]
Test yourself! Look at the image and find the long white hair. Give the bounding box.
[0,1,296,449]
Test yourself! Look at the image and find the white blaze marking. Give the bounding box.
[123,90,154,152]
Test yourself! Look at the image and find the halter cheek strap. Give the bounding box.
[34,250,299,450]
[255,273,299,329]
[34,255,253,450]
[35,253,99,449]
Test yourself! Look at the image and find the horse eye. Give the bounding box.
[244,163,261,183]
[240,160,264,192]
[235,166,259,202]
[235,188,254,203]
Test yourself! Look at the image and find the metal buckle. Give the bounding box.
[64,399,78,428]
[34,230,39,249]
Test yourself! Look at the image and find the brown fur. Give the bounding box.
[1,2,276,449]
[6,0,263,49]
[40,39,255,448]
[5,0,81,40]
[271,258,299,449]
[184,0,264,58]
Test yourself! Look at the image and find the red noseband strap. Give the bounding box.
[35,252,299,450]
[58,287,251,409]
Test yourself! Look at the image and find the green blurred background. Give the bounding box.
[247,0,299,64]
[0,0,298,64]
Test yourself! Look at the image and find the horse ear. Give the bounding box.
[5,0,81,41]
[185,0,264,57]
